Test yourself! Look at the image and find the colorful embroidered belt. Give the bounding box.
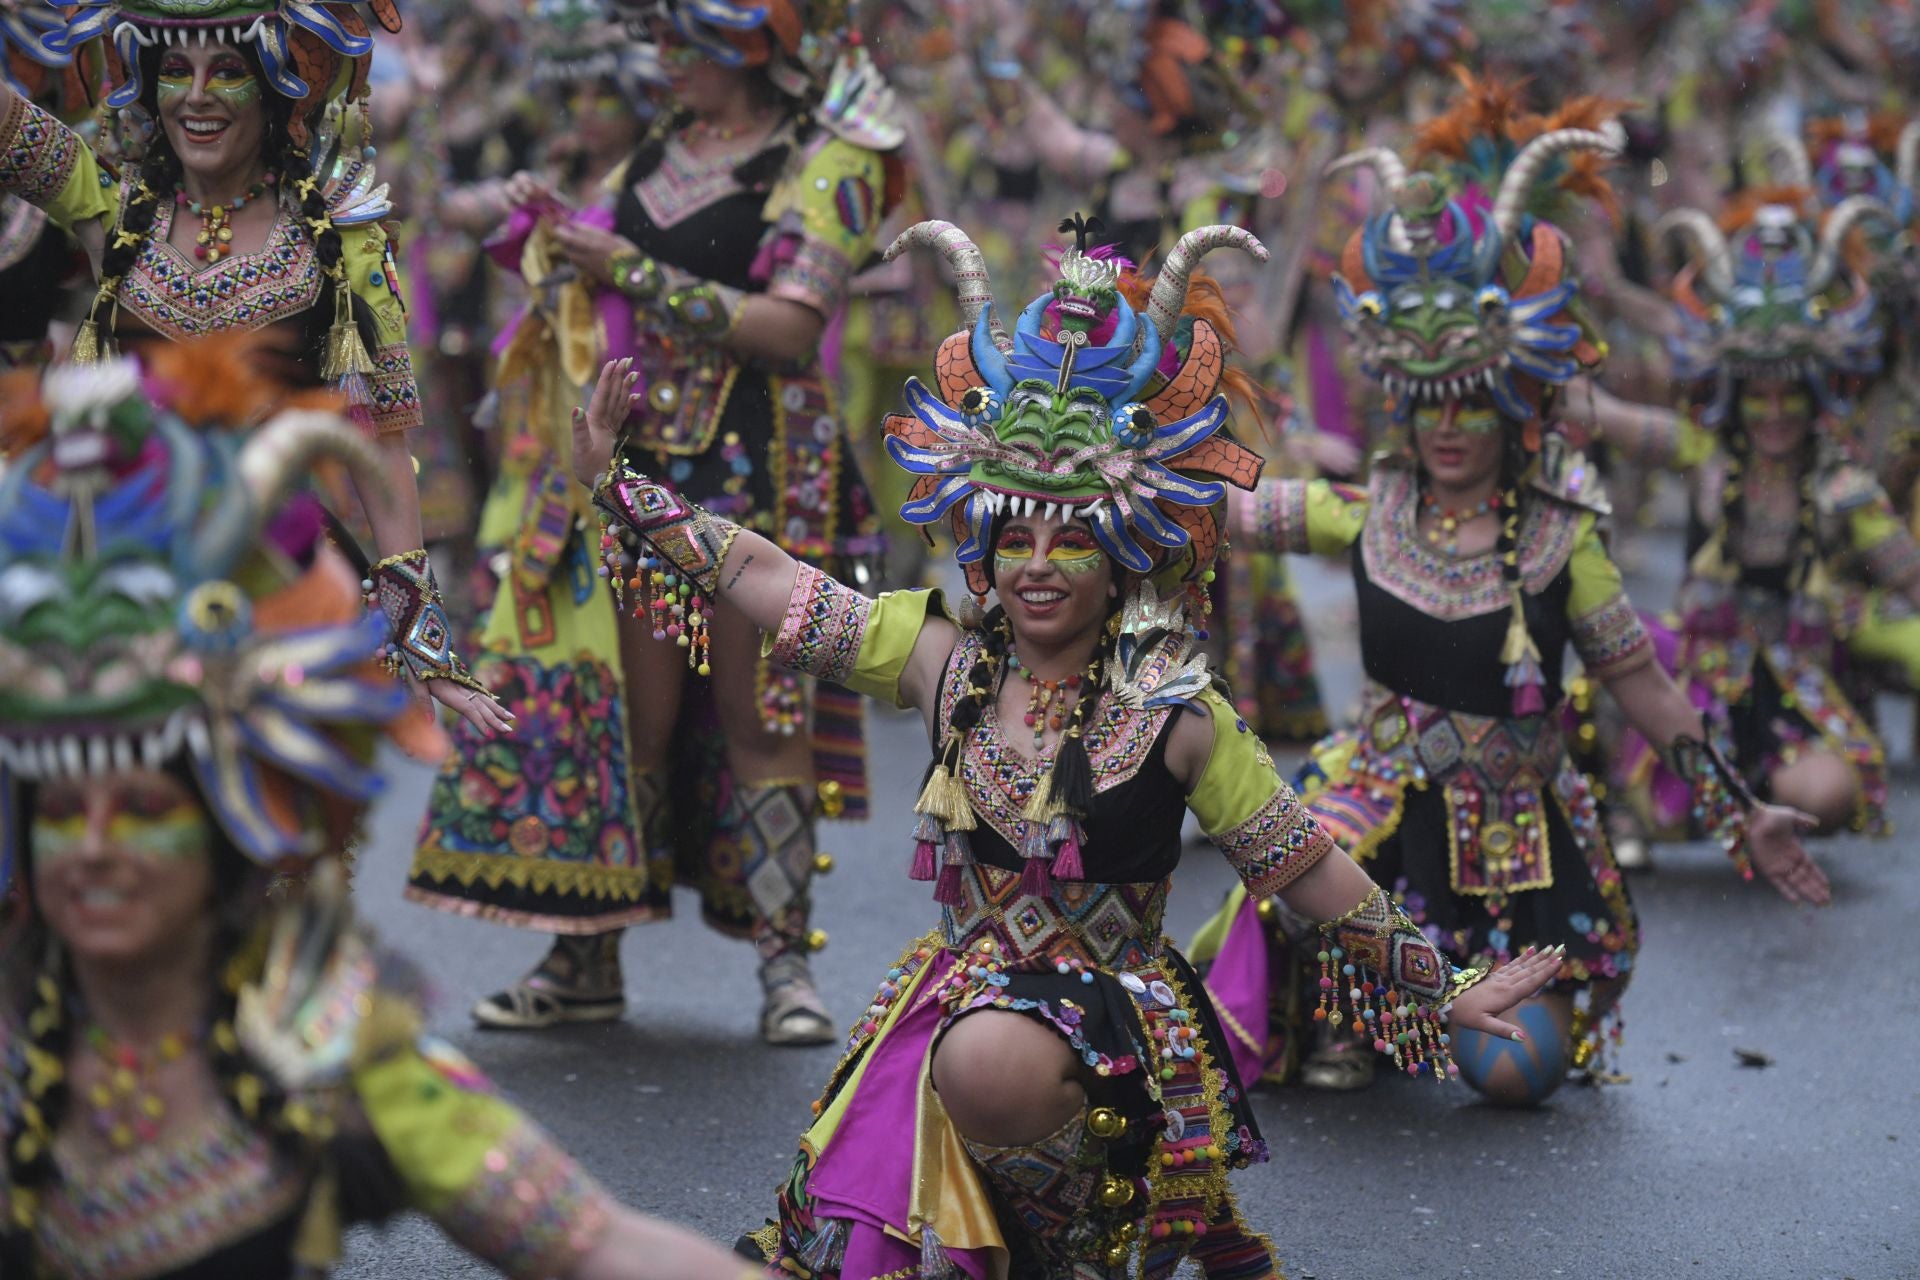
[1355,682,1569,896]
[940,863,1169,971]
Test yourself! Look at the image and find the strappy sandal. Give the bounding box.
[759,953,836,1047]
[472,980,626,1030]
[1300,1039,1377,1092]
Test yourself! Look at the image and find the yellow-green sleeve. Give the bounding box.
[763,564,946,708]
[762,136,885,318]
[1565,511,1654,679]
[336,221,422,436]
[1850,496,1920,588]
[1671,415,1715,470]
[1186,687,1337,898]
[1234,477,1367,557]
[0,95,114,229]
[355,1037,614,1279]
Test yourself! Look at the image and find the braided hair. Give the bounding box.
[924,515,1120,893]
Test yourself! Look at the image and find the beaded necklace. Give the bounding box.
[81,1024,192,1149]
[177,173,274,263]
[1006,647,1084,752]
[1418,489,1500,555]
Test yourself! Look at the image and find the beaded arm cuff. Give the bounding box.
[1663,731,1756,879]
[592,463,738,595]
[767,562,872,684]
[365,550,488,695]
[1315,886,1468,1081]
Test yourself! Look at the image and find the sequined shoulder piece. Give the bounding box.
[1361,465,1581,622]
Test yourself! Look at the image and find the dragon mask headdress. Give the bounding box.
[1325,73,1621,428]
[879,218,1268,600]
[1658,187,1894,424]
[0,338,443,896]
[38,0,403,144]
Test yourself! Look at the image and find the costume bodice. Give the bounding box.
[615,137,777,290]
[935,631,1188,884]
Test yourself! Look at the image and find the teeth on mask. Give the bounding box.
[1042,502,1057,522]
[61,736,83,778]
[86,736,108,776]
[185,716,213,759]
[141,730,166,770]
[112,736,134,772]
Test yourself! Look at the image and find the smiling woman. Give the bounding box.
[1193,74,1827,1112]
[571,218,1567,1279]
[0,0,505,736]
[0,346,757,1280]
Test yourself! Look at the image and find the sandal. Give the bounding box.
[472,981,626,1030]
[473,932,625,1030]
[759,952,836,1047]
[1300,1039,1377,1092]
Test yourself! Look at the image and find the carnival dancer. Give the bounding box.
[1577,184,1920,840]
[575,221,1563,1280]
[1190,110,1826,1107]
[0,0,502,736]
[406,0,896,1046]
[0,2,87,372]
[0,343,759,1280]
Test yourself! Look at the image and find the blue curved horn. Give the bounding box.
[1120,315,1164,403]
[972,305,1013,395]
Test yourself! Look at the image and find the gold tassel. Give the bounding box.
[293,1165,343,1270]
[1021,773,1064,825]
[1687,531,1729,584]
[914,763,959,824]
[69,318,101,365]
[1801,556,1832,602]
[1499,584,1541,665]
[320,278,376,384]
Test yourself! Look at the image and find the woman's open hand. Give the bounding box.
[1747,803,1829,906]
[571,357,642,489]
[1446,945,1565,1041]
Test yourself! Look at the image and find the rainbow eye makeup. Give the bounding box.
[1412,403,1502,435]
[32,801,211,866]
[157,57,259,107]
[1045,532,1104,575]
[993,528,1035,578]
[994,527,1105,577]
[1739,392,1810,421]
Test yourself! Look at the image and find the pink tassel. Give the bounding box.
[910,838,938,882]
[1019,855,1053,897]
[1051,834,1084,881]
[934,863,965,907]
[1511,681,1547,717]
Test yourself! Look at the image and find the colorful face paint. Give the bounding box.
[1738,391,1811,422]
[993,527,1035,581]
[1412,402,1502,435]
[33,792,211,866]
[156,56,259,108]
[1044,530,1105,576]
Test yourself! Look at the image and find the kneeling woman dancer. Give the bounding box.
[576,221,1559,1279]
[1192,98,1825,1108]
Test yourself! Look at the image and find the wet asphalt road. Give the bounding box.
[336,538,1919,1280]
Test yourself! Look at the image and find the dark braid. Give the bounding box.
[0,939,73,1278]
[75,144,174,357]
[926,604,1008,773]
